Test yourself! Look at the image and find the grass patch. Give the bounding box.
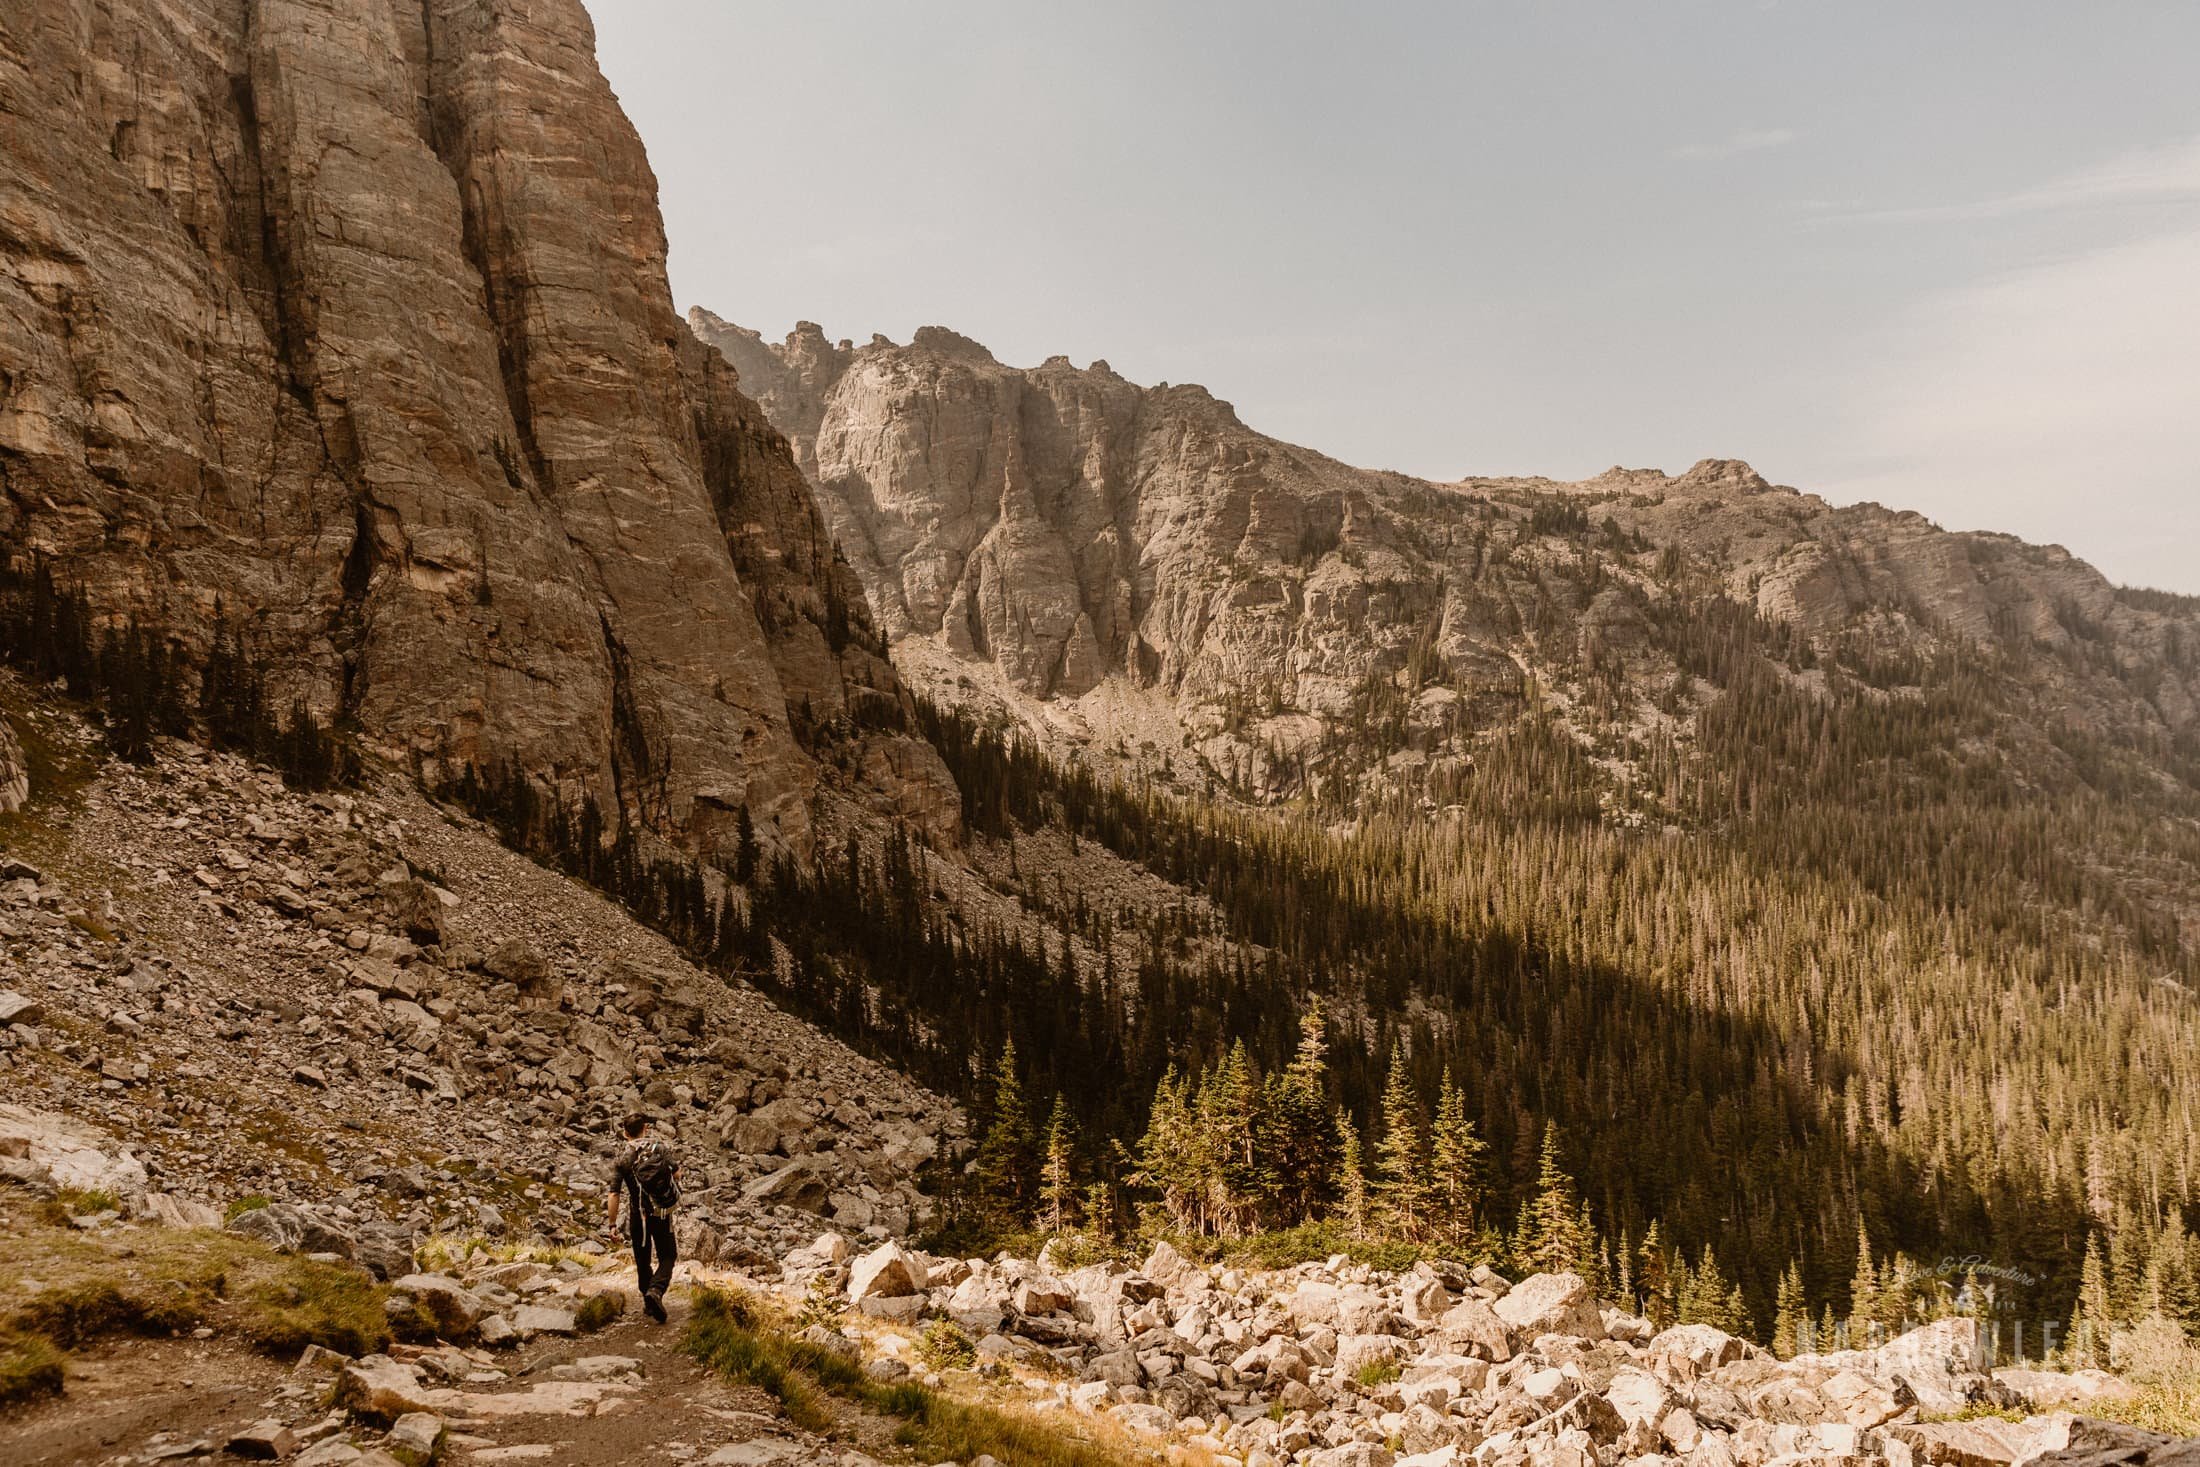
[0,1200,392,1399]
[414,1232,593,1275]
[684,1287,1143,1466]
[0,1329,65,1409]
[1353,1360,1402,1387]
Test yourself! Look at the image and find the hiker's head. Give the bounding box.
[621,1112,650,1139]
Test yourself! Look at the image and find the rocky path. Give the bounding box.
[0,1287,878,1467]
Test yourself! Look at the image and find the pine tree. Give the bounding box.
[1374,1048,1427,1240]
[975,1039,1038,1223]
[1427,1066,1487,1249]
[1773,1261,1808,1358]
[1849,1227,1880,1340]
[733,804,759,885]
[1529,1125,1595,1275]
[1682,1245,1748,1335]
[1337,1111,1370,1241]
[1038,1094,1077,1235]
[1639,1222,1677,1330]
[2068,1231,2112,1367]
[1266,1003,1340,1225]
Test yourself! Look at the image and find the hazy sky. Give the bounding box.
[589,2,2200,593]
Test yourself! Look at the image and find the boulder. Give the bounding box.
[1491,1272,1603,1340]
[509,1305,578,1339]
[226,1420,300,1460]
[0,1104,151,1211]
[741,1158,829,1213]
[1646,1322,1751,1375]
[335,1356,450,1423]
[846,1242,925,1301]
[390,1275,484,1340]
[1435,1297,1513,1361]
[383,1412,448,1467]
[383,879,446,947]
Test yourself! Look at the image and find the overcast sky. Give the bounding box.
[589,1,2200,593]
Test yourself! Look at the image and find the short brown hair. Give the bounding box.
[620,1112,649,1138]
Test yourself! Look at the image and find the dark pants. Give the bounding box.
[629,1206,676,1299]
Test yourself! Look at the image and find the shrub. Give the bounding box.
[918,1318,976,1372]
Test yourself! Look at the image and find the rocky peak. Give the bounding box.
[694,309,2200,837]
[2,0,943,860]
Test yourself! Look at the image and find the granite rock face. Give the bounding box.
[693,311,2200,813]
[0,0,935,857]
[0,718,25,813]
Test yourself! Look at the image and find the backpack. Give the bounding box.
[626,1137,681,1217]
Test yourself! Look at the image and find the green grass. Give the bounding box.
[1353,1360,1402,1387]
[0,1329,65,1409]
[0,1201,393,1402]
[683,1287,1143,1467]
[576,1294,624,1333]
[413,1231,595,1275]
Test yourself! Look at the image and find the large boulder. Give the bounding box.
[741,1158,829,1213]
[1491,1272,1603,1340]
[382,878,447,946]
[1646,1322,1752,1376]
[1435,1297,1513,1361]
[846,1242,925,1301]
[1888,1412,2181,1467]
[334,1356,450,1423]
[389,1275,485,1341]
[0,1104,151,1211]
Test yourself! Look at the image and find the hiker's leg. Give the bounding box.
[629,1204,652,1294]
[648,1213,677,1296]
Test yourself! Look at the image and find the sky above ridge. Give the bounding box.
[589,1,2200,593]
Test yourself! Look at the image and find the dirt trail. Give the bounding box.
[0,1291,870,1467]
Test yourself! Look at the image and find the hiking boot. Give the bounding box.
[644,1291,668,1323]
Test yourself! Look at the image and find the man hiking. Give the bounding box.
[605,1111,682,1322]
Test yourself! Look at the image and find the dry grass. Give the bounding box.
[2091,1317,2200,1437]
[683,1287,1152,1467]
[0,1200,391,1404]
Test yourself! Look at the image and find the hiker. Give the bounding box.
[605,1110,682,1322]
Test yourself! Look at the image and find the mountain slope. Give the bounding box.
[691,310,2200,963]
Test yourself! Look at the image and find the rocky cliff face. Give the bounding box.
[0,717,25,814]
[693,309,2200,807]
[0,1,946,859]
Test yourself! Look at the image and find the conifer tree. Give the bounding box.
[975,1039,1038,1223]
[1529,1125,1595,1275]
[1639,1222,1677,1330]
[1337,1111,1369,1241]
[1266,1003,1340,1224]
[1773,1262,1809,1358]
[1682,1245,1748,1334]
[1849,1228,1880,1338]
[1428,1066,1487,1248]
[1038,1094,1077,1235]
[2068,1232,2112,1367]
[1375,1048,1427,1240]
